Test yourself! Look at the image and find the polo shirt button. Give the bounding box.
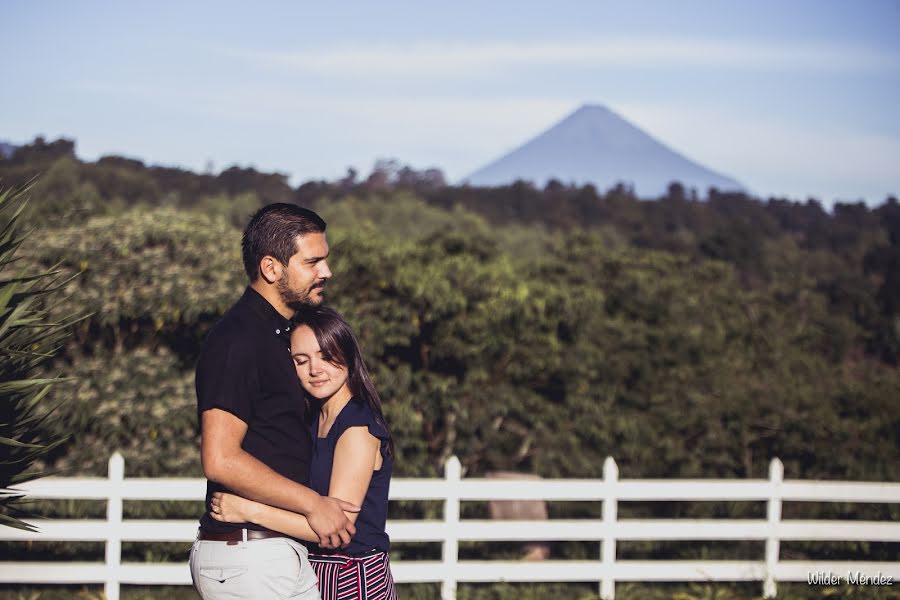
[275,329,281,334]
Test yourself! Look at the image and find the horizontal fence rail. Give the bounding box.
[1,454,898,599]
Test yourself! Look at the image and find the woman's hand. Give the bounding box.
[209,492,259,524]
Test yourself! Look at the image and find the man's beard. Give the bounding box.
[277,278,324,310]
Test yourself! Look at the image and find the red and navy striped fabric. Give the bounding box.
[308,551,397,600]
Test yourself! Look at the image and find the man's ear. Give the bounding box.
[259,256,283,284]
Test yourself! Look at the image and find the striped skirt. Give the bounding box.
[308,551,397,600]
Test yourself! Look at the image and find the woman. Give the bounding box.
[210,305,397,600]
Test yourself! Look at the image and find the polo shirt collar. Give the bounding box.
[241,286,294,339]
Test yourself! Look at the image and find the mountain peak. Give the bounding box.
[574,103,612,114]
[465,104,743,196]
[562,104,619,124]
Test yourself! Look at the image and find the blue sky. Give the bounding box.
[2,0,899,205]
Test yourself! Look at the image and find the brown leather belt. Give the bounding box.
[197,527,287,544]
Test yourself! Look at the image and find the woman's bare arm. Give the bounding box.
[210,492,322,542]
[328,426,381,525]
[210,425,381,536]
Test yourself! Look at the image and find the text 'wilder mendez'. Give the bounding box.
[807,571,894,586]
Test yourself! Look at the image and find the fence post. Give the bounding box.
[764,458,783,599]
[442,456,461,600]
[600,457,618,600]
[105,452,124,600]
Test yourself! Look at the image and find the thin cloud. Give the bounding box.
[229,37,900,78]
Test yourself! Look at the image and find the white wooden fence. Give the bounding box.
[1,454,898,599]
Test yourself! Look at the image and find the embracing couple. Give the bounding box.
[189,204,397,599]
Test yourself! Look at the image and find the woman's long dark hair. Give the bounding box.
[292,305,395,458]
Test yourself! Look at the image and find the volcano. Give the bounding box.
[465,104,743,196]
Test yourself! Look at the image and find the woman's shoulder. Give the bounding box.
[335,398,389,441]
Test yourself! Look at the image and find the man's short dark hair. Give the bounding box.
[242,203,327,281]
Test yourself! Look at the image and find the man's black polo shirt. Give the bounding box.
[196,286,312,532]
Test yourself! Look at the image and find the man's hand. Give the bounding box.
[307,495,359,549]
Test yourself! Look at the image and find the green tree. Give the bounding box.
[42,345,199,477]
[22,207,245,353]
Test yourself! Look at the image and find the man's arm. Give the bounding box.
[208,425,381,541]
[201,408,357,548]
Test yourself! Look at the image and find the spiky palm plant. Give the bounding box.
[0,184,80,531]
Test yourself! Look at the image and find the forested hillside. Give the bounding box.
[1,137,897,599]
[2,136,897,480]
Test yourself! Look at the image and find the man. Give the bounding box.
[189,204,358,599]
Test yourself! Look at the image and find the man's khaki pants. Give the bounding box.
[190,534,320,599]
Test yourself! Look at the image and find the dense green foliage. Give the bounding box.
[1,138,898,598]
[14,199,896,483]
[4,136,899,367]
